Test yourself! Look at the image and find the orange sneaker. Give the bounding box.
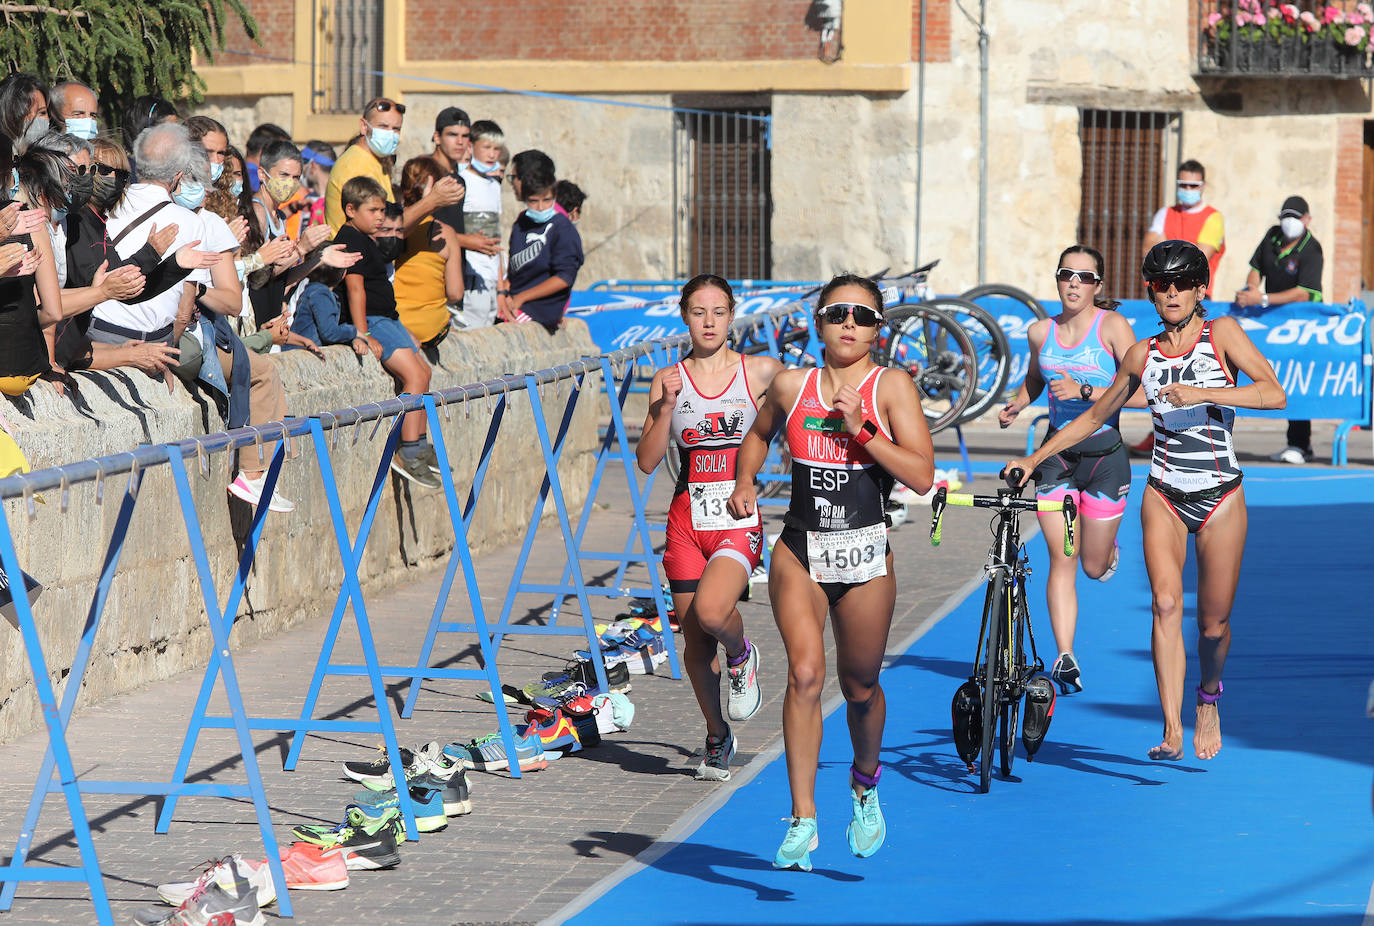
[277,842,349,891]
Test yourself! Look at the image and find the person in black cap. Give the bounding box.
[1235,195,1323,464]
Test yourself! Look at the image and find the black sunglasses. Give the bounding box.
[1055,268,1101,284]
[366,99,406,116]
[75,163,128,179]
[818,301,884,327]
[1146,278,1203,293]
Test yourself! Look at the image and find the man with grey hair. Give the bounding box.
[48,80,99,140]
[96,123,293,512]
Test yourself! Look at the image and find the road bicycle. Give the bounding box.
[929,468,1074,793]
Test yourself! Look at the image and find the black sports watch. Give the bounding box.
[1079,383,1094,401]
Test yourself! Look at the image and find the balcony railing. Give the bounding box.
[1196,0,1374,77]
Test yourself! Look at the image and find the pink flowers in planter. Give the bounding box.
[1300,9,1320,31]
[1347,25,1367,44]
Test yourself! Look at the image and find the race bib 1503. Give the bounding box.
[806,523,887,584]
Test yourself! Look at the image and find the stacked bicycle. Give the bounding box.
[929,467,1073,793]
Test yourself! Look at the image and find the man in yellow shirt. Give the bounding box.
[325,97,462,234]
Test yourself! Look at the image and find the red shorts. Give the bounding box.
[661,489,764,594]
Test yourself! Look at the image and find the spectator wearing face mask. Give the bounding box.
[59,135,216,376]
[500,160,583,334]
[48,80,100,141]
[1142,159,1224,298]
[1235,196,1324,465]
[460,120,506,329]
[0,131,64,395]
[243,122,290,196]
[324,97,461,235]
[0,74,52,156]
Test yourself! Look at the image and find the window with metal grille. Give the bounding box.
[673,104,773,280]
[311,0,385,115]
[1077,109,1182,297]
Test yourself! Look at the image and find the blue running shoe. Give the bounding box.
[773,816,818,871]
[349,781,447,833]
[846,786,886,857]
[444,731,549,773]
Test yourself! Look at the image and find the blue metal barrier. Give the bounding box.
[0,298,819,924]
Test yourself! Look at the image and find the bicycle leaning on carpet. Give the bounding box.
[929,467,1073,793]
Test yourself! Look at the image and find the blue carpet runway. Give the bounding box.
[564,470,1374,925]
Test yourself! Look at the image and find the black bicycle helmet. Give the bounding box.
[1141,239,1210,289]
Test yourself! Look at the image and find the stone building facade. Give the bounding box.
[199,0,1372,302]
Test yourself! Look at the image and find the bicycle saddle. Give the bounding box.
[950,680,982,769]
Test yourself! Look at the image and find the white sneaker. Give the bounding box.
[227,473,295,512]
[726,642,762,721]
[1268,446,1307,465]
[1097,542,1120,583]
[891,483,923,506]
[156,853,277,908]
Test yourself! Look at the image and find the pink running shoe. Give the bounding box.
[277,842,349,891]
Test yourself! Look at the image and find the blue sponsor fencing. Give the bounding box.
[1006,299,1371,464]
[0,302,815,925]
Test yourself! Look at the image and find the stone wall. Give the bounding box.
[0,321,603,743]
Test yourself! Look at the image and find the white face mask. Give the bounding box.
[1280,216,1305,240]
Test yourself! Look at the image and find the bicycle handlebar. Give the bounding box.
[928,486,1077,556]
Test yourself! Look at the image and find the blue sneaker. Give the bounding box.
[349,781,448,833]
[773,816,818,871]
[846,786,886,857]
[445,731,549,773]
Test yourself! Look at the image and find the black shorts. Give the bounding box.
[777,526,892,608]
[1036,428,1131,521]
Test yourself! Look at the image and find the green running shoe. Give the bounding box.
[846,786,886,857]
[773,816,818,871]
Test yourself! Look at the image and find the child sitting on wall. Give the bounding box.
[335,175,441,489]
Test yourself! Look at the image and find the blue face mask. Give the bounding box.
[471,159,500,176]
[66,117,98,141]
[230,179,243,197]
[366,127,400,157]
[525,206,556,224]
[172,180,206,210]
[210,161,224,182]
[8,168,17,200]
[51,207,66,227]
[1177,186,1202,207]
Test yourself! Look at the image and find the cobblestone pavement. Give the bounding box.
[0,413,1360,925]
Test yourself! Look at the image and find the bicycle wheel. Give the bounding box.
[910,298,1013,424]
[979,573,1004,794]
[999,587,1026,778]
[877,305,977,435]
[958,283,1049,321]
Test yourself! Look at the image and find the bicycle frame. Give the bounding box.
[930,484,1075,791]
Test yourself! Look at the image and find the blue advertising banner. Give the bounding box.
[568,286,816,353]
[976,298,1370,423]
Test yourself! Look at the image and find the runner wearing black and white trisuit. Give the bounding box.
[638,274,781,784]
[1005,240,1285,764]
[1142,320,1244,532]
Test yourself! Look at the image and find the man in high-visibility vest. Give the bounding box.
[1143,159,1225,297]
[1132,159,1227,456]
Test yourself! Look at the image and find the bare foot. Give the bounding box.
[1194,699,1222,760]
[1147,727,1184,761]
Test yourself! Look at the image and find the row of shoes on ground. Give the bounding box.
[452,688,637,773]
[478,651,634,706]
[574,624,670,675]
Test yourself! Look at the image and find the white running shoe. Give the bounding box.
[1097,542,1120,582]
[726,642,762,721]
[1269,446,1307,464]
[155,853,277,908]
[227,473,295,513]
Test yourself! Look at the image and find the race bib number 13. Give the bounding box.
[806,523,887,584]
[690,481,759,531]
